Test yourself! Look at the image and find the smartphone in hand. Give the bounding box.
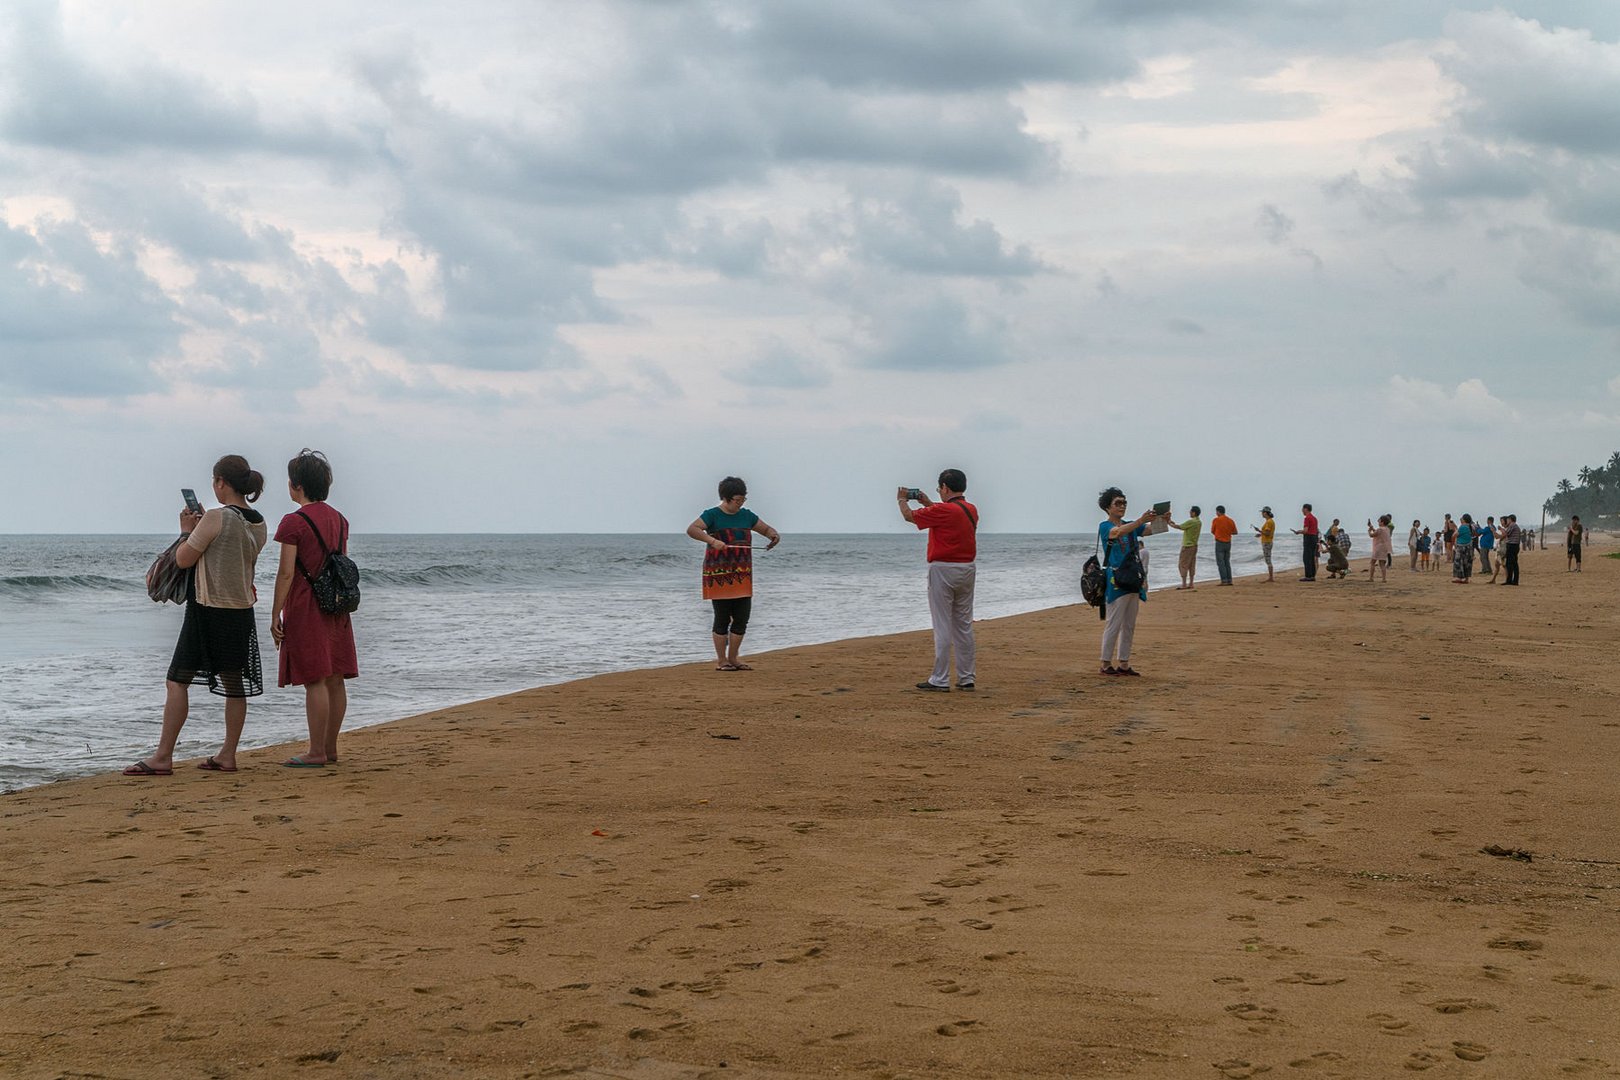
[181,488,202,514]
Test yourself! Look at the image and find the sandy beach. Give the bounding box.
[3,542,1617,1079]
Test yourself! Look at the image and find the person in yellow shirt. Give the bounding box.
[1253,507,1276,583]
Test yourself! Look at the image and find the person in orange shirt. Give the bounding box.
[1210,505,1238,586]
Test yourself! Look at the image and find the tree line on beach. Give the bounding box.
[1545,450,1620,525]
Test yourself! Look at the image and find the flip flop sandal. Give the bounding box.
[197,757,238,773]
[122,761,172,776]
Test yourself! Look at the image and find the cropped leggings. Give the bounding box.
[711,597,752,637]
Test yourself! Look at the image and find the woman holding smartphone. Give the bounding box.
[125,455,267,776]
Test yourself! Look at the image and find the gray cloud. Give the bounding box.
[1398,138,1543,203]
[0,1,355,159]
[745,0,1135,91]
[0,219,178,396]
[1258,203,1294,243]
[1516,228,1620,327]
[856,294,1015,371]
[844,179,1048,277]
[1443,11,1620,156]
[727,341,832,389]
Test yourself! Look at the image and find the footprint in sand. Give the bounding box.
[1224,1002,1282,1024]
[1452,1042,1490,1062]
[959,918,994,931]
[1427,997,1495,1015]
[1287,1051,1345,1068]
[1367,1012,1413,1035]
[1275,973,1346,986]
[928,978,979,996]
[1404,1050,1444,1071]
[935,1019,979,1037]
[1212,1059,1272,1078]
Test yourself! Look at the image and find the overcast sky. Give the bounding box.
[4,0,1619,534]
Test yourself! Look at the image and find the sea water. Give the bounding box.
[0,531,1291,791]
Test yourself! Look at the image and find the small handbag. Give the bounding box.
[145,536,192,604]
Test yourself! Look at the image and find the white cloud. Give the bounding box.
[1386,376,1520,425]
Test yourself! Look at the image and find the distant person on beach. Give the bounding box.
[1253,507,1276,582]
[125,455,267,777]
[1293,504,1319,581]
[1322,520,1350,579]
[1567,516,1584,572]
[1442,514,1456,563]
[1366,515,1393,583]
[1167,505,1201,589]
[1500,515,1522,585]
[898,470,977,691]
[1417,527,1432,571]
[1488,517,1506,584]
[1210,506,1237,586]
[687,477,781,672]
[1478,515,1497,577]
[1097,487,1163,677]
[270,450,360,769]
[1451,514,1476,583]
[1407,520,1421,571]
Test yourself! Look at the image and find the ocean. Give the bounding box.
[0,530,1293,791]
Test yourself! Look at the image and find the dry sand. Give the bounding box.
[3,544,1618,1079]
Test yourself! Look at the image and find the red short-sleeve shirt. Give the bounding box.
[912,498,978,563]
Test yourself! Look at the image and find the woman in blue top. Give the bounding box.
[1451,514,1476,583]
[1097,486,1164,677]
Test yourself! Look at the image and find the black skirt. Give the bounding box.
[168,600,263,698]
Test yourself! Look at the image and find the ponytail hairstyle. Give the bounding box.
[288,449,334,502]
[214,454,265,503]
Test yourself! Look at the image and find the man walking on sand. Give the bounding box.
[1211,506,1237,586]
[898,469,978,692]
[1293,504,1319,581]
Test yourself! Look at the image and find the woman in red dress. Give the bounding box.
[270,450,359,767]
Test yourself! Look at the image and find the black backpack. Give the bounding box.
[295,509,361,615]
[1081,539,1107,611]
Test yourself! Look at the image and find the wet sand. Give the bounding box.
[3,543,1617,1079]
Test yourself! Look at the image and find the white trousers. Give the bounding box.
[1100,592,1141,664]
[926,562,976,687]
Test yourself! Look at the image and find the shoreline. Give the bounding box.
[3,542,1616,1077]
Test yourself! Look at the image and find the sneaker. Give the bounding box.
[955,682,975,691]
[915,681,950,692]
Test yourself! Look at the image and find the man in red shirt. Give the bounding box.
[898,469,978,691]
[1292,503,1319,582]
[1210,505,1238,586]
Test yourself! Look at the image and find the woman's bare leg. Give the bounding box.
[324,675,347,760]
[138,680,191,770]
[298,682,331,764]
[217,696,246,768]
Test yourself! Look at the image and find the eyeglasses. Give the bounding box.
[1111,499,1127,507]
